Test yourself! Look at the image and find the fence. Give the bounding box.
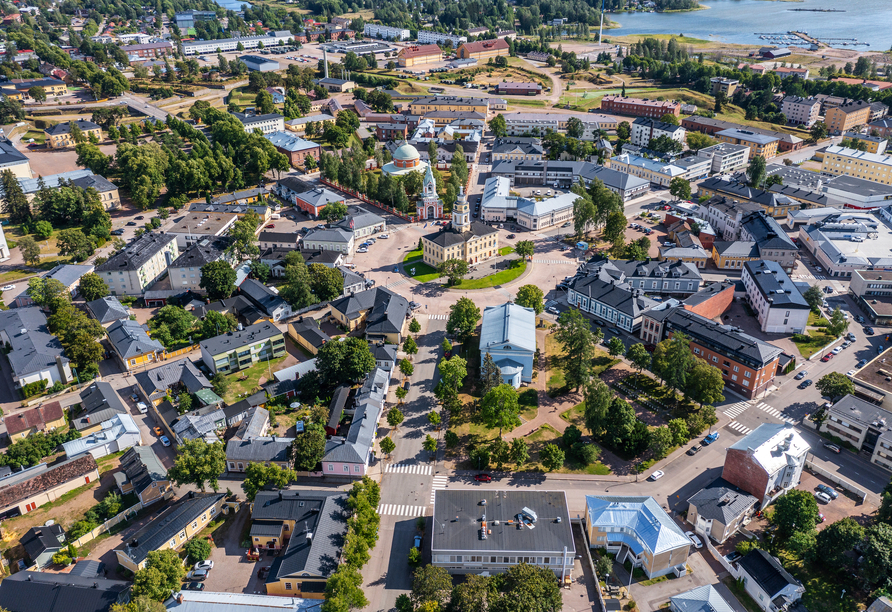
[162,344,200,360]
[705,536,738,576]
[70,501,144,548]
[575,519,607,612]
[21,379,96,408]
[319,179,417,222]
[805,458,869,502]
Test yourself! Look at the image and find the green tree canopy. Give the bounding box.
[816,372,854,399]
[78,273,109,302]
[447,297,481,344]
[167,439,226,492]
[772,489,819,539]
[515,284,544,314]
[480,384,521,436]
[242,462,296,501]
[292,423,326,472]
[200,261,237,300]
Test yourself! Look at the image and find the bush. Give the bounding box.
[21,379,48,398]
[184,538,212,564]
[736,539,760,556]
[408,547,421,565]
[51,551,71,566]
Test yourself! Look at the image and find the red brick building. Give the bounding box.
[600,95,681,119]
[376,123,408,141]
[722,423,810,506]
[496,82,543,96]
[123,42,174,58]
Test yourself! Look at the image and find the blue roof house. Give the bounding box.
[585,495,691,578]
[479,303,536,388]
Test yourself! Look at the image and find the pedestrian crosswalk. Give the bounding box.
[386,463,432,475]
[427,314,447,320]
[756,402,798,424]
[431,475,448,505]
[533,259,576,264]
[385,278,410,289]
[727,421,753,435]
[376,504,427,517]
[722,401,750,419]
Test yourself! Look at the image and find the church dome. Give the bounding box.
[393,142,421,161]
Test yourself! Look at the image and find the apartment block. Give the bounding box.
[600,95,681,119]
[417,30,466,47]
[821,145,892,184]
[696,143,751,174]
[200,322,286,374]
[363,23,410,40]
[825,100,872,134]
[780,96,821,128]
[630,117,686,148]
[95,232,179,296]
[821,395,892,472]
[741,260,810,334]
[710,77,739,96]
[715,129,779,159]
[843,131,887,154]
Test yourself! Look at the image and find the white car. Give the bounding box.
[648,470,664,481]
[831,346,843,355]
[379,234,389,239]
[684,531,703,549]
[356,247,368,253]
[815,491,831,504]
[847,370,857,377]
[1,285,14,291]
[137,402,148,414]
[194,560,214,571]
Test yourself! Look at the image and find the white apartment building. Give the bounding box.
[630,118,686,148]
[696,143,751,174]
[363,24,411,41]
[780,96,821,128]
[503,112,605,140]
[233,111,285,135]
[741,260,810,334]
[417,30,467,47]
[95,232,179,296]
[182,31,293,55]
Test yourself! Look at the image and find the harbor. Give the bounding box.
[753,30,867,47]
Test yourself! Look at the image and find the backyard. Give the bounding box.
[220,354,289,404]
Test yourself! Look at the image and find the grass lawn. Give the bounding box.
[498,246,515,256]
[792,331,836,359]
[808,311,830,327]
[609,33,711,45]
[0,269,38,283]
[507,99,547,108]
[221,355,288,404]
[402,249,441,283]
[722,576,768,612]
[453,261,526,290]
[22,129,45,144]
[518,388,538,421]
[545,333,618,397]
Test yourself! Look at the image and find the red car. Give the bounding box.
[474,474,492,482]
[267,224,275,228]
[821,353,834,362]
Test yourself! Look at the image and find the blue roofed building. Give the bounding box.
[479,303,536,388]
[584,495,691,578]
[670,585,736,612]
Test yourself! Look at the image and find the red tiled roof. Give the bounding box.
[6,402,64,436]
[458,38,509,54]
[398,45,442,59]
[0,455,98,511]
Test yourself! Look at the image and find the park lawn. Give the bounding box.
[402,250,441,283]
[524,424,610,474]
[778,553,859,612]
[507,99,547,108]
[498,246,515,256]
[0,269,37,283]
[228,87,256,106]
[221,355,288,404]
[792,331,836,359]
[560,402,585,427]
[808,311,830,327]
[609,33,711,45]
[518,388,539,422]
[22,129,45,144]
[453,261,526,290]
[546,333,619,397]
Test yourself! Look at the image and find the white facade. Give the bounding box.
[417,30,467,47]
[629,119,686,148]
[503,113,603,140]
[781,96,821,128]
[741,271,810,335]
[240,115,285,135]
[363,24,411,41]
[182,31,294,55]
[62,414,142,459]
[100,240,180,296]
[696,143,751,174]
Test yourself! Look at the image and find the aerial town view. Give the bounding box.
[2,0,892,611]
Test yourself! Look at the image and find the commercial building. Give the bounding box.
[639,306,784,399]
[5,402,65,442]
[182,31,294,55]
[567,271,658,333]
[293,187,346,218]
[408,96,492,116]
[333,206,386,240]
[850,269,892,324]
[479,303,536,388]
[798,212,892,277]
[584,495,690,579]
[0,307,72,390]
[820,395,892,472]
[115,493,226,571]
[780,96,821,128]
[456,38,509,61]
[363,23,410,40]
[723,423,809,506]
[842,131,887,154]
[496,82,543,96]
[115,445,171,506]
[501,111,616,139]
[581,257,702,297]
[123,41,174,58]
[329,287,409,344]
[710,77,739,96]
[420,188,498,268]
[318,77,355,93]
[0,455,99,519]
[736,549,804,612]
[491,160,649,201]
[96,232,179,296]
[821,145,892,184]
[107,319,164,371]
[0,138,32,179]
[686,478,758,544]
[264,131,321,167]
[302,227,354,255]
[432,490,575,578]
[741,260,810,334]
[716,128,779,159]
[698,177,802,220]
[167,212,237,249]
[232,111,285,135]
[826,99,872,134]
[397,44,443,67]
[44,120,101,149]
[600,95,681,119]
[608,153,687,187]
[241,55,279,72]
[696,143,751,174]
[0,571,130,612]
[712,241,760,270]
[201,322,286,374]
[491,137,543,162]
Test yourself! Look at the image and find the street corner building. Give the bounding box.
[421,187,498,268]
[431,489,575,581]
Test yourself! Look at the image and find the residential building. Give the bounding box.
[232,406,270,440]
[869,117,892,138]
[322,397,379,476]
[686,478,758,544]
[456,38,510,61]
[251,490,347,597]
[114,445,171,506]
[501,111,615,139]
[712,241,760,269]
[736,549,804,612]
[820,395,892,472]
[630,117,686,148]
[698,177,803,221]
[200,322,286,374]
[333,206,386,240]
[850,269,892,324]
[479,303,535,388]
[496,82,543,96]
[780,96,821,127]
[0,307,72,390]
[241,55,279,72]
[397,44,443,67]
[581,258,702,296]
[723,423,809,506]
[232,111,285,135]
[0,77,68,101]
[431,489,574,578]
[264,131,322,167]
[0,137,32,179]
[72,382,129,434]
[62,413,141,460]
[44,120,101,149]
[639,306,784,399]
[174,9,217,29]
[107,319,164,371]
[696,142,751,174]
[490,160,648,201]
[773,66,809,79]
[168,213,238,249]
[567,272,658,333]
[96,232,179,296]
[376,123,408,141]
[86,296,130,325]
[842,131,887,155]
[134,359,211,407]
[226,437,294,472]
[658,245,710,269]
[363,23,410,40]
[681,116,803,152]
[292,187,346,218]
[259,231,300,250]
[239,279,293,322]
[417,30,466,47]
[584,495,690,578]
[0,455,99,518]
[700,196,762,240]
[710,77,739,96]
[5,402,65,441]
[491,137,543,162]
[0,571,129,612]
[826,99,872,134]
[600,95,681,118]
[302,227,355,255]
[285,113,335,135]
[168,237,231,292]
[716,129,779,159]
[329,287,409,344]
[21,524,66,569]
[122,41,173,58]
[822,145,892,184]
[182,31,294,55]
[741,260,810,334]
[318,77,355,93]
[420,188,499,268]
[869,102,890,122]
[608,153,687,187]
[13,263,94,307]
[197,295,267,327]
[211,187,269,207]
[115,493,226,571]
[670,586,736,612]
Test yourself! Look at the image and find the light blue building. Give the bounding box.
[479,303,536,388]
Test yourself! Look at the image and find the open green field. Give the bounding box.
[402,249,441,282]
[453,261,526,290]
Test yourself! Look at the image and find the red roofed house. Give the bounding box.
[456,38,510,61]
[6,402,66,442]
[0,455,99,519]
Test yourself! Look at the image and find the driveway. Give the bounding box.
[203,502,270,594]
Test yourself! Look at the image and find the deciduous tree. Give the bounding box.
[555,308,599,391]
[480,384,520,436]
[132,550,185,601]
[242,462,296,501]
[515,284,544,314]
[515,240,534,260]
[446,297,481,344]
[816,372,854,399]
[200,261,237,300]
[78,273,109,301]
[540,443,565,471]
[625,343,651,374]
[815,517,865,569]
[167,439,226,492]
[480,352,502,397]
[292,423,326,472]
[772,489,819,539]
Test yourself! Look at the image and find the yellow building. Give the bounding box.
[710,77,739,97]
[421,184,498,268]
[329,286,409,344]
[843,131,887,154]
[398,44,443,67]
[107,319,165,371]
[821,145,892,184]
[408,96,490,116]
[115,493,226,572]
[715,128,779,159]
[826,100,871,134]
[44,120,102,149]
[712,241,760,270]
[0,455,99,517]
[456,38,509,60]
[0,78,68,102]
[252,490,349,599]
[5,402,66,441]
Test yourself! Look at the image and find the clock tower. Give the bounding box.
[452,186,470,233]
[416,164,443,220]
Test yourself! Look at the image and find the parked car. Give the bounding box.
[160,436,171,447]
[703,432,720,445]
[183,582,205,591]
[153,426,163,436]
[798,379,813,389]
[816,484,839,499]
[847,370,857,377]
[686,444,701,456]
[547,306,560,315]
[194,561,214,571]
[126,221,137,226]
[841,341,851,349]
[822,443,842,455]
[684,531,703,549]
[648,470,664,481]
[474,473,492,482]
[379,234,389,239]
[865,327,875,335]
[725,551,742,563]
[821,354,833,362]
[506,233,516,239]
[409,301,420,310]
[186,570,208,581]
[111,229,125,235]
[815,491,832,504]
[832,346,843,355]
[795,370,808,380]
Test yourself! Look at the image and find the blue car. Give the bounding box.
[393,266,399,273]
[703,432,720,445]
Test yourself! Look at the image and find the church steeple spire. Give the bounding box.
[452,185,470,232]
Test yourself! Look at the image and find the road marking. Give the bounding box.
[385,278,410,289]
[376,504,427,516]
[533,259,577,264]
[386,463,433,475]
[431,475,448,505]
[726,421,752,435]
[426,314,448,320]
[722,401,750,419]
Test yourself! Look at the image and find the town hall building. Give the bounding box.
[420,187,498,268]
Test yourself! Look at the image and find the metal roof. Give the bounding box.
[480,303,536,354]
[585,495,690,555]
[669,585,736,612]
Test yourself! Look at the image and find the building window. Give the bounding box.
[285,583,292,590]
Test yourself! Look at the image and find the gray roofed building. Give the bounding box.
[233,407,270,440]
[491,137,544,160]
[173,408,226,443]
[669,585,736,612]
[567,272,659,333]
[491,159,649,201]
[238,279,293,322]
[302,227,353,245]
[432,489,575,576]
[258,231,301,249]
[73,381,129,432]
[95,232,178,295]
[422,220,497,249]
[369,342,397,371]
[0,571,130,612]
[0,307,71,388]
[581,257,702,296]
[712,241,760,259]
[289,320,332,353]
[107,319,164,363]
[222,390,267,427]
[322,401,380,473]
[293,188,345,216]
[736,549,804,611]
[13,263,95,307]
[195,296,265,326]
[44,119,100,136]
[329,287,409,343]
[200,321,284,374]
[739,211,798,272]
[21,524,66,568]
[333,206,386,239]
[226,437,294,470]
[164,591,324,612]
[169,237,231,270]
[479,303,536,388]
[0,137,31,176]
[135,359,211,404]
[114,445,169,505]
[86,296,130,324]
[742,260,810,334]
[686,478,758,544]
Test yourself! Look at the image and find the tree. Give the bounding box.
[199,261,237,300]
[653,333,694,401]
[111,597,167,612]
[803,285,823,312]
[315,337,376,387]
[862,522,892,585]
[395,387,408,404]
[242,462,296,501]
[540,443,565,471]
[438,259,469,286]
[255,89,276,115]
[480,384,521,436]
[480,352,503,398]
[714,91,726,113]
[211,372,229,398]
[400,358,414,377]
[687,359,726,407]
[409,318,421,333]
[292,423,326,472]
[249,260,271,283]
[403,336,418,355]
[515,240,535,260]
[183,538,212,564]
[308,263,345,301]
[668,418,689,446]
[515,285,544,314]
[747,155,767,188]
[496,563,563,612]
[555,309,599,391]
[816,372,854,399]
[625,343,651,374]
[566,116,584,139]
[828,307,849,337]
[1,170,32,225]
[323,566,369,612]
[387,407,405,429]
[28,86,47,104]
[772,489,819,539]
[809,121,828,144]
[447,297,481,344]
[451,574,492,612]
[648,134,684,155]
[319,201,349,223]
[34,221,53,241]
[606,336,625,358]
[686,131,715,152]
[603,210,627,245]
[649,425,674,459]
[78,273,109,302]
[616,121,631,140]
[815,518,865,570]
[423,434,437,456]
[764,174,783,188]
[669,177,691,201]
[509,438,529,466]
[412,565,452,608]
[380,436,395,458]
[132,550,185,601]
[56,228,94,261]
[167,439,226,492]
[19,236,41,266]
[489,113,507,137]
[583,380,612,439]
